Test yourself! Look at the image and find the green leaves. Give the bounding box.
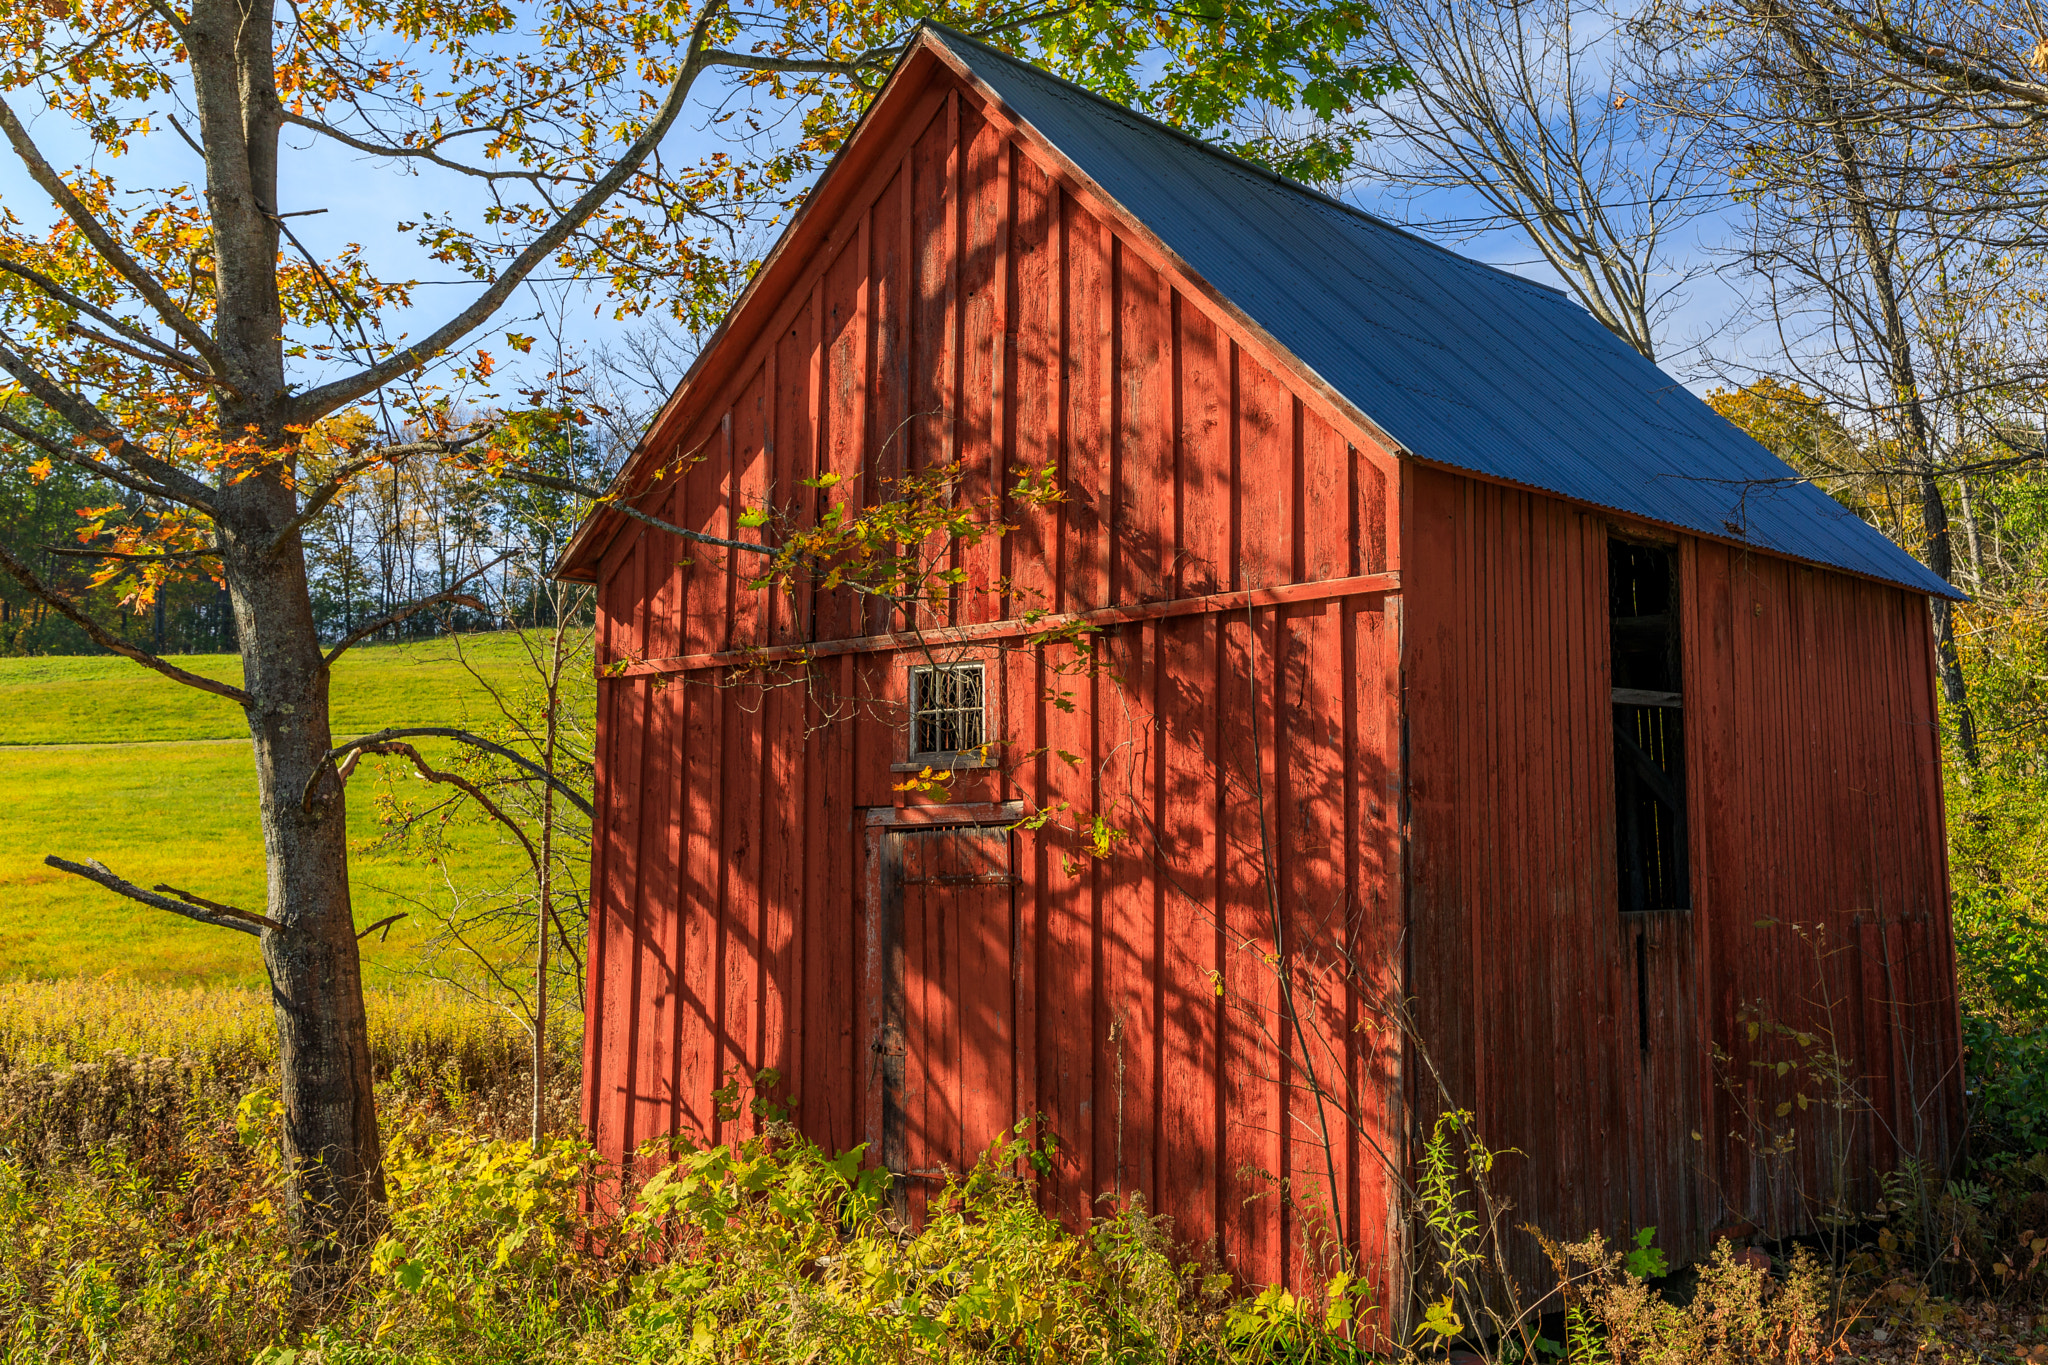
[1623,1226,1669,1281]
[1416,1293,1464,1341]
[233,1087,280,1148]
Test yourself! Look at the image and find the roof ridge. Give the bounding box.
[914,20,1572,303]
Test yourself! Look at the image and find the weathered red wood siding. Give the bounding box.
[574,39,1964,1323]
[578,61,1408,1303]
[1403,463,1963,1285]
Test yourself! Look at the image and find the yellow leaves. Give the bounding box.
[2030,37,2048,74]
[1414,1294,1464,1344]
[505,332,534,353]
[25,457,52,482]
[892,766,954,799]
[302,408,376,455]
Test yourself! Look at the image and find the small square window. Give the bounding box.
[910,663,986,759]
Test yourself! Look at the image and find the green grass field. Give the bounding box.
[0,633,584,987]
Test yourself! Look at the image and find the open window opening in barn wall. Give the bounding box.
[1610,537,1690,1067]
[1609,538,1690,918]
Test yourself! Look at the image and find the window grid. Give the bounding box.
[910,664,987,759]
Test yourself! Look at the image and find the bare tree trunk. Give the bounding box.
[1956,475,1986,590]
[186,0,387,1286]
[1918,474,1981,768]
[218,500,385,1299]
[1762,1,1982,768]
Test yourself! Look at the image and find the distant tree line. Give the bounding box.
[0,400,621,656]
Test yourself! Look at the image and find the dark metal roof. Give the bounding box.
[933,28,1958,599]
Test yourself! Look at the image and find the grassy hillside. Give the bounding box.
[0,631,550,745]
[0,633,584,987]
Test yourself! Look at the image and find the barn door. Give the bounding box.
[876,821,1020,1224]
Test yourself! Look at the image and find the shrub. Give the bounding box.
[309,1121,1376,1364]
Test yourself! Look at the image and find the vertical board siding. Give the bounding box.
[580,57,1959,1331]
[581,66,1407,1318]
[1403,464,1962,1291]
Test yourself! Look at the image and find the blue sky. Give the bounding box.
[0,42,1757,440]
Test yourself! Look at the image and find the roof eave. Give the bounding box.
[1404,454,1965,601]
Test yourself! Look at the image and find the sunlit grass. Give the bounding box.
[0,974,575,1076]
[0,631,549,745]
[0,632,586,986]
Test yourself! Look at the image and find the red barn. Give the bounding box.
[557,25,1964,1323]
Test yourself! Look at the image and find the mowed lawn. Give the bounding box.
[0,634,583,987]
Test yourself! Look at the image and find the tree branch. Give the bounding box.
[279,111,557,183]
[44,856,274,936]
[0,339,219,510]
[0,257,210,370]
[321,550,505,666]
[0,411,200,505]
[0,541,250,704]
[309,726,594,817]
[152,880,286,931]
[501,467,773,557]
[0,98,227,372]
[44,543,220,561]
[323,586,491,667]
[697,47,881,77]
[64,321,216,383]
[267,432,487,559]
[348,739,544,868]
[287,0,732,423]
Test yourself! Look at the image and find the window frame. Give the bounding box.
[896,655,997,771]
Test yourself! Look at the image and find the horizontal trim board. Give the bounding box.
[604,571,1402,677]
[866,801,1026,828]
[1612,688,1683,709]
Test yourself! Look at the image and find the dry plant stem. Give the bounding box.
[0,542,251,705]
[43,856,276,935]
[533,603,567,1152]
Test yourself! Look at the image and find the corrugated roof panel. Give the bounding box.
[934,30,1957,599]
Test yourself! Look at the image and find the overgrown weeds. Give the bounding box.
[5,975,2048,1363]
[0,976,579,1167]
